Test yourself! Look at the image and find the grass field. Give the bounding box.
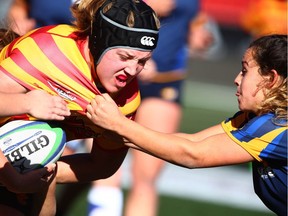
[60,187,274,216]
[56,105,275,216]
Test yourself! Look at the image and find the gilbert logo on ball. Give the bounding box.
[0,120,66,173]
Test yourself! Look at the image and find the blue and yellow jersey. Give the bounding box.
[0,24,141,140]
[222,111,287,215]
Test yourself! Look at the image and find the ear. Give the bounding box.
[267,69,279,88]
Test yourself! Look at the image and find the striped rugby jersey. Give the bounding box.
[0,24,141,140]
[222,111,287,215]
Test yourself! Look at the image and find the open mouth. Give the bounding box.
[116,74,128,87]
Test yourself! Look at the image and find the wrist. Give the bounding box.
[21,92,31,114]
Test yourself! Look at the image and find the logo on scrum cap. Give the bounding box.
[140,36,156,46]
[89,0,159,65]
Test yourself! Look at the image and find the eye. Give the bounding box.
[138,59,147,66]
[241,67,247,75]
[119,54,128,61]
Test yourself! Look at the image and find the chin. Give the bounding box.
[106,87,122,95]
[238,105,247,112]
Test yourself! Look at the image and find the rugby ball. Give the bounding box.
[0,120,66,173]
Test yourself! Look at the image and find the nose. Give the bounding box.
[124,60,144,76]
[234,72,241,86]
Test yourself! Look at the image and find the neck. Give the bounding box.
[83,38,92,66]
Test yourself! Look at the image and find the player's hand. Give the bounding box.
[86,94,125,131]
[188,13,214,52]
[27,90,71,120]
[5,163,56,193]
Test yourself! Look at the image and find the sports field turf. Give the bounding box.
[60,188,274,216]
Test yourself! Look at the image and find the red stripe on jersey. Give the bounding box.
[6,48,49,89]
[32,33,100,95]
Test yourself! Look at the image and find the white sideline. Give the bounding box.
[121,155,271,213]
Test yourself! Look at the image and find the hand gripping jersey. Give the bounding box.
[222,111,287,216]
[0,25,141,140]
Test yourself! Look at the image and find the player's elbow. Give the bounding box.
[173,146,204,169]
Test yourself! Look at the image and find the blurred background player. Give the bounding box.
[8,0,76,35]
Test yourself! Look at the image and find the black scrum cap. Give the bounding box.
[89,0,159,65]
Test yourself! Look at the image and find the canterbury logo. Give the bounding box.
[140,36,155,46]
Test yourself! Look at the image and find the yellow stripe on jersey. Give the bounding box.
[18,38,71,82]
[47,25,75,36]
[15,36,95,109]
[46,38,96,103]
[52,35,92,79]
[0,57,54,93]
[119,91,141,116]
[224,125,286,162]
[0,45,9,60]
[239,127,287,161]
[49,25,93,79]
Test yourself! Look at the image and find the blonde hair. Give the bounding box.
[260,76,287,124]
[249,34,287,125]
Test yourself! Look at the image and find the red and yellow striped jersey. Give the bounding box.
[0,25,141,140]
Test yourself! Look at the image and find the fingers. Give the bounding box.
[86,105,92,119]
[50,96,71,119]
[101,93,114,102]
[51,96,70,111]
[87,94,105,113]
[45,163,56,172]
[86,94,116,120]
[39,163,56,183]
[51,109,71,119]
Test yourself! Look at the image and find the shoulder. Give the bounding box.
[28,24,77,38]
[243,113,287,133]
[222,112,287,161]
[222,112,286,134]
[43,25,77,37]
[221,111,252,130]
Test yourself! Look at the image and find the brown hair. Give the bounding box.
[249,34,287,124]
[0,28,19,51]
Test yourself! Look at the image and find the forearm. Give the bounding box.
[174,124,224,141]
[0,92,30,117]
[86,96,199,167]
[112,118,200,168]
[56,144,128,183]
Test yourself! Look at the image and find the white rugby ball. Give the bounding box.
[0,120,66,173]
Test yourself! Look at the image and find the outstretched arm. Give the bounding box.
[86,94,253,168]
